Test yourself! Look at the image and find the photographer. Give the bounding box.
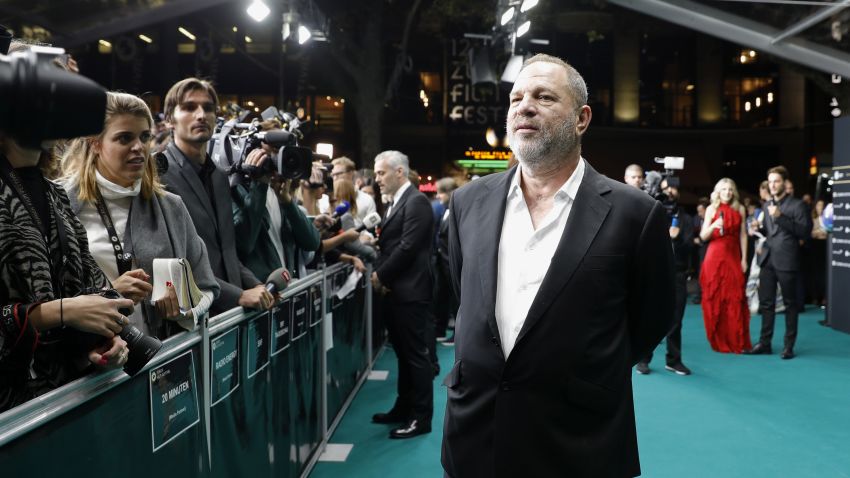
[0,42,133,411]
[635,178,693,376]
[231,120,321,282]
[159,78,273,314]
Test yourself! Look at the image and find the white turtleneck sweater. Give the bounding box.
[79,171,138,282]
[78,171,213,332]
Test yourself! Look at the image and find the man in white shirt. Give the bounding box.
[441,54,675,478]
[326,156,377,221]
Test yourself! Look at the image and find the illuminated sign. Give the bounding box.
[456,159,510,170]
[419,183,437,193]
[464,150,513,160]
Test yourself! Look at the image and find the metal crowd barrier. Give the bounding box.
[0,262,376,478]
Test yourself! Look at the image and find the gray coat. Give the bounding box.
[160,142,261,313]
[67,184,220,334]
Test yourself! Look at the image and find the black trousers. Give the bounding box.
[384,299,434,423]
[643,270,687,365]
[757,262,799,349]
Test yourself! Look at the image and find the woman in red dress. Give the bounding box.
[699,178,751,353]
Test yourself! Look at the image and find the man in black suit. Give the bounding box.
[160,78,274,314]
[746,165,812,359]
[441,54,675,477]
[371,150,435,439]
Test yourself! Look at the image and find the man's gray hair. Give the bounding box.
[522,54,588,108]
[375,150,410,176]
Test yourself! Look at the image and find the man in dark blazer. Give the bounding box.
[160,78,274,315]
[441,54,675,477]
[746,165,812,359]
[371,150,435,439]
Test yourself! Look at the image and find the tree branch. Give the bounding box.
[383,0,424,103]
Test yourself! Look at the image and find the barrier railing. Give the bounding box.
[0,262,376,478]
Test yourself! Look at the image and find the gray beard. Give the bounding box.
[508,115,579,174]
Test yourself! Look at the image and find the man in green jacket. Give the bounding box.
[232,146,320,282]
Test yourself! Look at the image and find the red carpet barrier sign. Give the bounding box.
[830,116,850,334]
[149,350,200,452]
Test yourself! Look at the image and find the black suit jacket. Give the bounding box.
[375,183,434,303]
[161,142,261,313]
[756,195,811,272]
[441,163,675,478]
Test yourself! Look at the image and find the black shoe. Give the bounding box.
[781,348,795,360]
[743,343,772,355]
[389,419,431,439]
[665,362,692,376]
[441,336,455,346]
[372,409,409,424]
[818,319,829,327]
[635,362,650,375]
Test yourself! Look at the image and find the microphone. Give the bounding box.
[265,267,291,295]
[356,211,381,232]
[332,201,351,219]
[718,211,724,236]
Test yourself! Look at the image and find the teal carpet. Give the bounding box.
[310,305,850,478]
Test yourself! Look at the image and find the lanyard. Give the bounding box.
[94,188,133,275]
[0,156,70,295]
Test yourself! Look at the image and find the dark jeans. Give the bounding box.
[384,299,434,423]
[757,262,799,349]
[643,270,687,365]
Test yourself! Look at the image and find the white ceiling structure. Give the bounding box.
[609,0,850,77]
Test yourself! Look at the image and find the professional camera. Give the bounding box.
[0,45,107,148]
[208,105,324,186]
[99,289,163,376]
[642,156,685,218]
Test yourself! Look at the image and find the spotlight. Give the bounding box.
[744,101,751,112]
[520,0,539,13]
[501,54,524,83]
[517,21,531,38]
[247,0,271,22]
[767,92,774,103]
[500,7,515,26]
[298,25,311,44]
[316,143,334,158]
[138,34,153,44]
[99,39,112,48]
[245,36,252,43]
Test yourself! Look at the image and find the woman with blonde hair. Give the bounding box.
[699,177,751,353]
[61,91,219,338]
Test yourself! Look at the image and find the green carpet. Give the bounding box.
[310,305,850,478]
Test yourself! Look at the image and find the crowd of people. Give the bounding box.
[0,39,455,425]
[1,33,840,477]
[624,162,825,372]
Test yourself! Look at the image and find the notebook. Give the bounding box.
[152,258,204,330]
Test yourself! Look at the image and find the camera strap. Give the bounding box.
[94,188,133,275]
[0,156,70,295]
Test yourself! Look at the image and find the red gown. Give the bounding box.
[699,203,752,353]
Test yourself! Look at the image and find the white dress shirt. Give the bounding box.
[386,180,412,218]
[265,187,286,269]
[355,189,377,221]
[495,158,585,357]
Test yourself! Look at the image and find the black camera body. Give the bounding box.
[0,45,106,148]
[209,116,317,186]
